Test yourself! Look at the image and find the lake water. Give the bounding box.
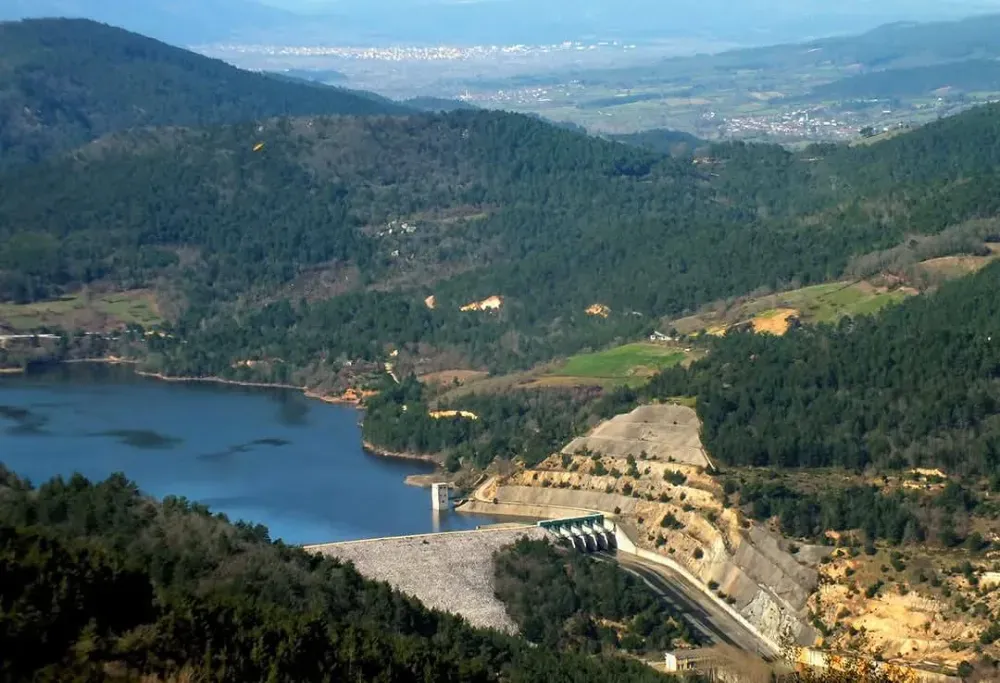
[0,364,500,544]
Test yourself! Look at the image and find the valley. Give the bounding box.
[4,11,1000,682]
[205,15,1000,143]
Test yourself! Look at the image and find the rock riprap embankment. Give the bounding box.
[306,526,547,633]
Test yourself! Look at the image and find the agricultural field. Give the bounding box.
[671,281,914,337]
[0,290,162,332]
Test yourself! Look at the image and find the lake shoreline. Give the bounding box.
[361,440,441,465]
[58,358,367,406]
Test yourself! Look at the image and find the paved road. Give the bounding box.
[592,551,775,660]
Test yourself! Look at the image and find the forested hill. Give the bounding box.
[3,35,1000,377]
[0,18,410,165]
[646,259,1000,476]
[0,468,670,682]
[4,102,1000,375]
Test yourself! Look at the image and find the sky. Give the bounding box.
[5,0,1000,46]
[264,0,1000,11]
[257,0,1000,44]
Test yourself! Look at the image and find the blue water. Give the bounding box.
[0,365,498,544]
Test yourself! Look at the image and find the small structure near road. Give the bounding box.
[664,646,777,682]
[665,648,720,674]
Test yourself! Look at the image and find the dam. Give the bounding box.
[306,524,547,632]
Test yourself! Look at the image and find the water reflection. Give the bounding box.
[92,429,182,449]
[269,390,310,426]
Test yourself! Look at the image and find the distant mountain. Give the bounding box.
[0,19,410,166]
[620,13,1000,80]
[0,0,301,44]
[807,58,1000,100]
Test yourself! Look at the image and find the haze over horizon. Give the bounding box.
[4,0,1000,48]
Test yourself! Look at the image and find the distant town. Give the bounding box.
[203,39,1000,144]
[201,40,640,63]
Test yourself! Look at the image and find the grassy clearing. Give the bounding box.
[916,245,1000,280]
[0,290,161,332]
[673,280,914,336]
[551,343,686,382]
[793,282,911,323]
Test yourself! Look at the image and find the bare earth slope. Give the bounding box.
[562,404,711,466]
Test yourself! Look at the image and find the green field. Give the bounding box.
[0,291,162,332]
[551,343,686,383]
[788,283,911,323]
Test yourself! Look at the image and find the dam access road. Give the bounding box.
[598,550,775,658]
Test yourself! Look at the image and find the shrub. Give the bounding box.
[660,513,683,530]
[664,471,687,486]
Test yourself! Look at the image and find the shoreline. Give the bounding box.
[57,359,365,406]
[134,371,366,406]
[361,440,441,465]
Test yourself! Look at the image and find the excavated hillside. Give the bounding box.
[465,403,827,649]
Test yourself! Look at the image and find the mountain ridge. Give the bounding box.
[0,18,410,166]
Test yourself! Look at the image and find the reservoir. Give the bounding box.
[0,364,500,544]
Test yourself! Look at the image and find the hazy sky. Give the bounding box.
[264,0,1000,9]
[244,0,1000,47]
[6,0,1000,47]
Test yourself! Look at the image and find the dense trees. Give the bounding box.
[0,468,673,683]
[0,18,408,166]
[648,261,1000,475]
[493,538,698,654]
[361,376,598,467]
[732,481,925,545]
